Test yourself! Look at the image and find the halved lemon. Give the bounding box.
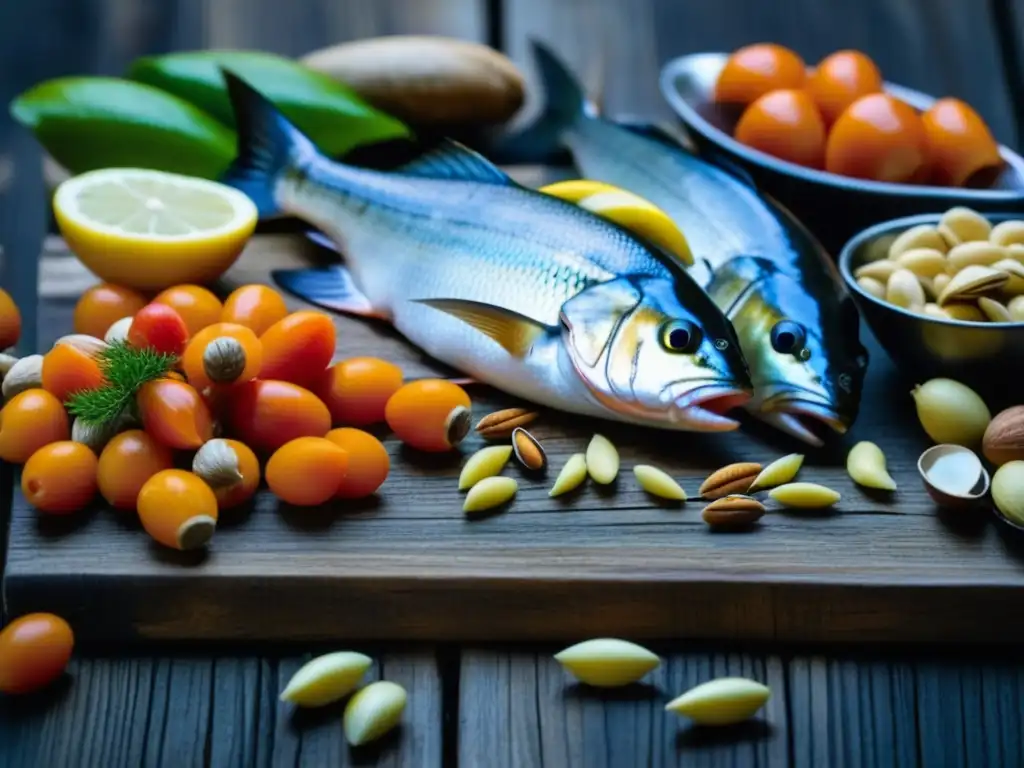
[541,181,693,266]
[53,168,258,291]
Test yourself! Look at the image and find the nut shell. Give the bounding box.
[699,462,761,499]
[701,495,765,528]
[983,406,1024,466]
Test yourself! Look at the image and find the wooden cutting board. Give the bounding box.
[6,232,1024,646]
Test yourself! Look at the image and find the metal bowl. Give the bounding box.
[839,212,1024,401]
[659,52,1024,255]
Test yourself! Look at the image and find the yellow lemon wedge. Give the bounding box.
[52,167,258,291]
[538,178,622,202]
[577,189,694,266]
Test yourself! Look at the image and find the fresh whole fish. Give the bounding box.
[496,41,869,446]
[219,70,754,432]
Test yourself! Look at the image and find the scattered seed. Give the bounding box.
[458,445,513,491]
[475,407,539,439]
[343,680,407,746]
[701,495,766,528]
[512,427,546,471]
[699,462,761,499]
[633,465,686,501]
[549,453,587,497]
[586,434,619,484]
[193,438,244,489]
[463,475,518,513]
[768,482,841,509]
[665,677,771,725]
[203,336,247,383]
[554,638,660,687]
[747,453,804,493]
[279,651,373,707]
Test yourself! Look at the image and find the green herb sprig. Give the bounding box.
[67,340,176,427]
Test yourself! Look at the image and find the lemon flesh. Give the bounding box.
[53,168,258,291]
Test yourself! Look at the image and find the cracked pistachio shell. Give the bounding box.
[937,265,1008,306]
[991,259,1024,295]
[549,453,587,497]
[665,677,771,725]
[554,638,660,687]
[280,651,373,707]
[846,441,897,490]
[343,680,407,746]
[633,464,686,501]
[458,445,513,490]
[748,453,804,493]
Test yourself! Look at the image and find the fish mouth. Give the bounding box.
[670,384,753,432]
[760,395,848,447]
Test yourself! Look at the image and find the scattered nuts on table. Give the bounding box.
[701,495,766,528]
[747,453,804,493]
[554,638,661,687]
[279,651,373,708]
[665,677,771,726]
[585,434,620,484]
[633,464,687,501]
[768,482,841,509]
[846,441,897,490]
[458,445,513,490]
[549,453,588,497]
[342,680,408,746]
[699,462,761,499]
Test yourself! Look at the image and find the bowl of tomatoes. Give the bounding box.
[659,44,1024,255]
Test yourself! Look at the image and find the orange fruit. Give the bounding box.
[97,429,175,511]
[205,439,261,509]
[137,379,214,450]
[259,311,336,387]
[325,428,390,499]
[22,441,98,514]
[921,98,1002,187]
[73,283,147,339]
[152,284,224,337]
[0,613,74,695]
[715,43,807,106]
[221,284,289,337]
[266,437,348,506]
[0,389,70,464]
[137,469,218,550]
[41,343,105,402]
[0,287,21,350]
[825,93,927,183]
[224,379,332,453]
[314,357,404,427]
[734,89,827,169]
[384,379,472,452]
[180,322,262,391]
[806,50,884,126]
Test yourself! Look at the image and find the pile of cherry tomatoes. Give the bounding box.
[716,43,1002,187]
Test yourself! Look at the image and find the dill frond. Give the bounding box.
[66,340,177,427]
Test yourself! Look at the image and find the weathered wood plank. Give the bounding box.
[0,650,443,767]
[458,647,789,767]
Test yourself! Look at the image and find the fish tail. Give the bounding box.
[487,39,589,164]
[219,68,323,218]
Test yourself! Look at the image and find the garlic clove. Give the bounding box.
[104,316,134,344]
[55,333,109,358]
[192,438,244,489]
[2,354,43,400]
[917,444,989,508]
[203,337,247,383]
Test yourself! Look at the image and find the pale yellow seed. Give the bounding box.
[921,303,948,320]
[768,482,841,509]
[665,677,771,725]
[855,260,898,282]
[943,302,985,322]
[343,680,407,746]
[896,248,946,278]
[989,220,1024,248]
[586,434,619,484]
[979,296,1011,323]
[1009,295,1024,321]
[941,206,992,243]
[633,465,686,501]
[1007,243,1024,265]
[992,258,1024,295]
[458,445,513,491]
[549,453,587,497]
[856,276,885,299]
[747,453,805,493]
[945,242,1007,273]
[885,269,925,310]
[463,476,518,513]
[279,651,373,707]
[931,273,951,296]
[554,638,660,687]
[846,441,897,491]
[887,224,948,259]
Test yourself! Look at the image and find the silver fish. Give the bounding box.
[497,41,869,446]
[218,70,754,432]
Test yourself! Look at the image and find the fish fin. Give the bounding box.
[414,298,549,358]
[272,266,387,319]
[484,39,592,165]
[218,68,323,218]
[397,139,513,185]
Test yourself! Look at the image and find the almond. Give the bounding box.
[474,407,539,438]
[512,427,546,471]
[701,495,766,528]
[699,462,761,499]
[983,406,1024,466]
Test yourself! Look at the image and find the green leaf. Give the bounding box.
[9,77,237,179]
[128,49,413,158]
[67,341,176,427]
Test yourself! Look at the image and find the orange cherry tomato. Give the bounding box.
[181,322,262,391]
[266,437,348,506]
[259,311,336,387]
[41,343,105,403]
[0,388,70,464]
[715,43,807,106]
[0,287,21,351]
[806,50,883,126]
[206,439,261,509]
[137,379,214,450]
[0,612,74,694]
[224,379,331,453]
[97,429,175,511]
[922,98,1002,187]
[152,284,224,337]
[314,357,404,427]
[385,379,471,452]
[325,428,390,498]
[825,93,927,184]
[221,284,289,337]
[137,469,218,550]
[128,303,189,357]
[73,283,147,340]
[22,441,98,514]
[734,89,827,169]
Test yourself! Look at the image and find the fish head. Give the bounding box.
[706,256,869,445]
[558,275,754,431]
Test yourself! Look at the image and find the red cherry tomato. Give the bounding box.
[127,303,189,357]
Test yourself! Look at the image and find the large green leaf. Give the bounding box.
[128,50,413,158]
[10,77,237,179]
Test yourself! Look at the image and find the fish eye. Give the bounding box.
[659,320,701,353]
[770,320,806,355]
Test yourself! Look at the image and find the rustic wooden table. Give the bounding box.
[3,1,1024,766]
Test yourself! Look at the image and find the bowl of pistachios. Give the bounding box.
[839,206,1024,399]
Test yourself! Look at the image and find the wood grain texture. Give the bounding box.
[8,244,1024,645]
[0,650,442,767]
[504,0,1019,146]
[458,647,789,767]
